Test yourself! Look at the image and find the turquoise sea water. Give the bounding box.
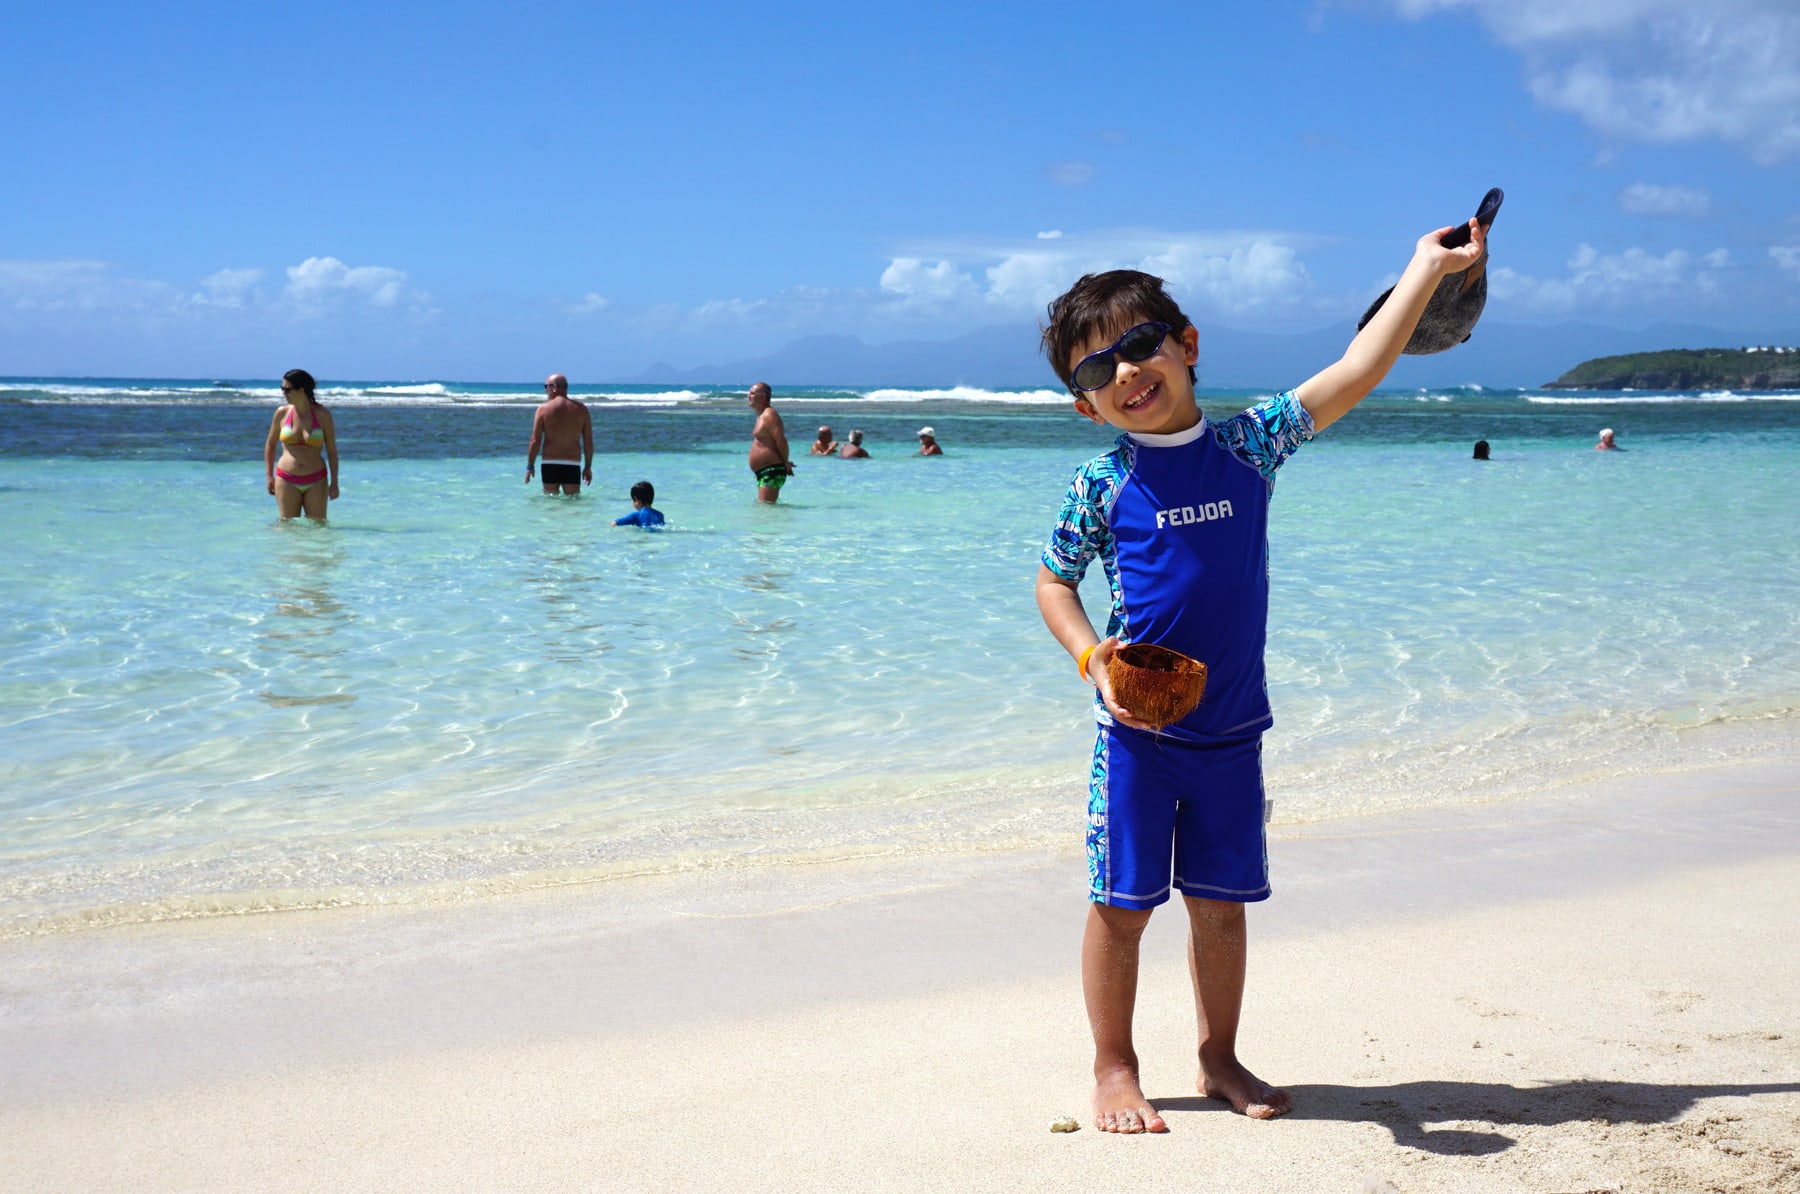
[3,378,1797,936]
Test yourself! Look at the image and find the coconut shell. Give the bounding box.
[1108,643,1208,730]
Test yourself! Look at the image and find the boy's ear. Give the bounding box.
[1178,325,1200,366]
[1072,397,1105,426]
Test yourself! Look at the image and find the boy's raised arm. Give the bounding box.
[1295,219,1488,432]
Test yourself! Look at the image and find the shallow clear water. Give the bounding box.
[2,380,1797,934]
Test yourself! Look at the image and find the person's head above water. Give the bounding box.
[848,429,864,445]
[544,373,568,397]
[630,480,654,507]
[1473,439,1490,460]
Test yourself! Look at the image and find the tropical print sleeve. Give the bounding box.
[1217,389,1315,482]
[1041,453,1122,583]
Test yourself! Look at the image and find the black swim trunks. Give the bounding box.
[541,463,583,487]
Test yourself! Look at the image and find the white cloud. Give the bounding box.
[983,252,1079,308]
[568,292,609,315]
[684,285,843,331]
[1619,182,1711,217]
[1771,245,1800,280]
[0,259,171,313]
[879,258,983,302]
[688,296,766,324]
[194,268,263,309]
[1036,230,1063,240]
[1394,0,1665,38]
[284,256,409,310]
[850,231,1330,328]
[1389,0,1800,162]
[1046,160,1096,186]
[654,229,1323,347]
[1489,241,1733,313]
[0,256,429,328]
[1143,241,1314,309]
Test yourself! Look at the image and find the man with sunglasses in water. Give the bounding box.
[526,373,593,495]
[1033,218,1487,1134]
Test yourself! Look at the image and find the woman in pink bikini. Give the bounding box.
[263,369,339,520]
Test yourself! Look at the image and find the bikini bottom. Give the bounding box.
[276,466,328,493]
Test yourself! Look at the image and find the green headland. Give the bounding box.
[1544,347,1800,390]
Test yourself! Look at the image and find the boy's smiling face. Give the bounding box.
[1068,319,1202,436]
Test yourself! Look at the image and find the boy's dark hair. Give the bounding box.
[1041,270,1196,395]
[630,480,654,505]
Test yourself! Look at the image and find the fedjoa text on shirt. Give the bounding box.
[1155,498,1235,529]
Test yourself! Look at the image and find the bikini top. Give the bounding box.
[280,406,325,447]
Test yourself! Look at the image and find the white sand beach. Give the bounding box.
[4,758,1797,1193]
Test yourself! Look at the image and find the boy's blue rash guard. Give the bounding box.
[614,507,665,528]
[1041,391,1314,744]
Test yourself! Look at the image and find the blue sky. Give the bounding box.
[4,0,1798,381]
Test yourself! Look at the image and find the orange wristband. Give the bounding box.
[1077,644,1098,684]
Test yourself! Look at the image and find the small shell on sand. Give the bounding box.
[1049,1116,1080,1133]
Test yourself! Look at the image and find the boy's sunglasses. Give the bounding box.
[1070,321,1174,392]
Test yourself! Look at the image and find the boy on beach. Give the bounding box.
[613,480,665,528]
[1034,219,1487,1133]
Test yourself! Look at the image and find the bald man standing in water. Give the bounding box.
[747,381,794,503]
[527,374,593,495]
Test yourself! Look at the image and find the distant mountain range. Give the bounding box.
[632,319,1797,391]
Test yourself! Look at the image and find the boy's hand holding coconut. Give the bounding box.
[1083,637,1208,733]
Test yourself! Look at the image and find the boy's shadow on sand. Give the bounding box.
[1153,1079,1800,1155]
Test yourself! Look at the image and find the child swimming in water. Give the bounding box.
[613,480,665,529]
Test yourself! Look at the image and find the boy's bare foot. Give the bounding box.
[1199,1057,1291,1120]
[1094,1065,1168,1133]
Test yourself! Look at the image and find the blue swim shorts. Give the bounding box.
[1086,724,1270,909]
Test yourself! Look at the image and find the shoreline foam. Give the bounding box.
[6,716,1795,942]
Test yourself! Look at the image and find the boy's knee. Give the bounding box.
[1091,901,1155,936]
[1182,895,1246,926]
